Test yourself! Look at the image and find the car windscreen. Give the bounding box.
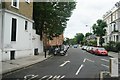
[98,48,105,50]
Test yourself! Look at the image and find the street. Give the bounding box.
[2,47,111,80]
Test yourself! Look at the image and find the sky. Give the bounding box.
[64,0,120,39]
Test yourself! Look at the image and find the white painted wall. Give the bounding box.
[0,11,2,61]
[32,30,43,54]
[1,11,43,61]
[2,12,33,61]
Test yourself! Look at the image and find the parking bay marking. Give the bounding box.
[101,64,109,68]
[83,58,95,63]
[60,61,70,67]
[101,59,109,62]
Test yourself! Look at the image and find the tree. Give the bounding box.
[75,33,84,44]
[92,19,107,46]
[33,1,76,40]
[85,32,92,37]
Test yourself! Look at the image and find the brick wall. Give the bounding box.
[48,34,64,46]
[3,0,33,19]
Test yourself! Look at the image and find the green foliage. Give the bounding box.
[75,33,84,44]
[92,19,107,46]
[104,41,120,52]
[85,32,92,37]
[64,38,77,45]
[115,42,120,51]
[33,2,76,40]
[88,40,97,46]
[64,33,84,45]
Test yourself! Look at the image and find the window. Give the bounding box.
[11,0,19,8]
[11,18,17,41]
[116,35,119,41]
[113,24,116,31]
[25,21,28,30]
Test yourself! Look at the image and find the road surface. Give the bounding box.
[2,48,111,80]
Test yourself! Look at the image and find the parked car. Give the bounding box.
[94,47,108,56]
[73,45,78,48]
[54,45,69,56]
[82,46,87,50]
[87,46,94,53]
[86,46,90,51]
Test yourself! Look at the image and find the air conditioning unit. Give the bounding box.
[25,0,30,3]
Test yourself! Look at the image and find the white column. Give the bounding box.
[97,37,100,46]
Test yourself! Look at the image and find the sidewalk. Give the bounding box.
[100,51,119,80]
[108,51,119,59]
[0,52,52,75]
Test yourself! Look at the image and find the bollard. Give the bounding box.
[109,58,118,77]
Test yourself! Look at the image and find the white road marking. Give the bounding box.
[61,75,65,79]
[56,75,61,78]
[75,64,84,75]
[31,75,38,79]
[83,58,86,62]
[53,75,57,79]
[101,59,109,62]
[101,64,109,68]
[86,59,95,63]
[60,61,70,67]
[24,74,38,80]
[40,76,48,80]
[46,75,53,80]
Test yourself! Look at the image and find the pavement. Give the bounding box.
[0,52,52,75]
[101,51,120,80]
[108,51,119,59]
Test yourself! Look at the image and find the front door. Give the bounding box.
[10,51,15,60]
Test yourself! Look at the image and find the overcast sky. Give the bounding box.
[64,0,119,39]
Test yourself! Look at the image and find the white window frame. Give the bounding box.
[25,0,30,4]
[11,0,19,9]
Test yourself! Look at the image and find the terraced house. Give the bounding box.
[0,0,43,61]
[103,1,120,45]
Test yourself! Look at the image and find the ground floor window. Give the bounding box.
[10,51,15,60]
[34,48,38,55]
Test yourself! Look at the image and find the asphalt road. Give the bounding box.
[2,48,111,80]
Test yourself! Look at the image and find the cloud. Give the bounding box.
[64,0,120,38]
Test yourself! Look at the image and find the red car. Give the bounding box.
[94,47,108,56]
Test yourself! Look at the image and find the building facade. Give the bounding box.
[0,0,43,61]
[48,34,64,46]
[103,2,120,45]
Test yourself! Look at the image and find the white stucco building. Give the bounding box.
[103,1,120,45]
[0,0,43,61]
